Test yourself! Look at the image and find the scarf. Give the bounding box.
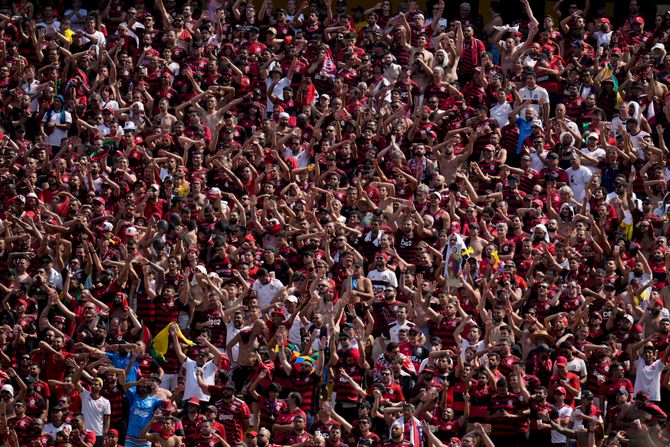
[364,230,383,246]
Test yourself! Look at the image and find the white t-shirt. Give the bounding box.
[552,357,588,380]
[570,406,602,432]
[252,278,284,308]
[634,357,664,401]
[388,320,415,343]
[84,30,107,48]
[460,339,486,363]
[490,102,512,128]
[42,109,72,148]
[568,165,593,202]
[265,75,291,113]
[183,358,218,402]
[367,269,398,293]
[80,389,111,435]
[226,322,243,361]
[44,422,72,440]
[551,404,573,443]
[592,30,612,49]
[580,146,606,163]
[518,86,549,117]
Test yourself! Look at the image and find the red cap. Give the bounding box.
[633,16,644,25]
[555,356,568,366]
[533,199,544,208]
[271,308,286,318]
[186,397,200,406]
[600,18,610,24]
[107,429,119,437]
[654,297,664,308]
[17,299,28,307]
[554,386,567,395]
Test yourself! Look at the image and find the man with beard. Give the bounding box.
[99,368,127,441]
[119,375,165,447]
[140,414,180,447]
[6,399,34,446]
[141,183,166,220]
[630,343,670,403]
[192,420,227,447]
[383,421,412,447]
[203,382,250,445]
[171,327,223,402]
[282,415,312,445]
[528,386,558,444]
[71,367,111,446]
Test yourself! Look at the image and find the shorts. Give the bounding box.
[124,436,150,447]
[161,373,179,390]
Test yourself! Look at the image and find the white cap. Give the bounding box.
[652,43,666,52]
[624,314,634,324]
[195,265,208,275]
[124,226,138,237]
[123,121,136,131]
[1,384,13,396]
[531,119,544,129]
[286,295,299,303]
[279,112,290,119]
[587,132,599,141]
[320,94,330,101]
[102,222,114,232]
[209,187,221,196]
[208,272,221,281]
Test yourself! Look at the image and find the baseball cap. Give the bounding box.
[582,390,594,399]
[554,386,567,395]
[555,356,568,366]
[0,384,13,396]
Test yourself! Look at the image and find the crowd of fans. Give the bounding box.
[1,0,670,446]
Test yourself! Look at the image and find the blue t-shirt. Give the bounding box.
[105,352,139,384]
[125,390,163,438]
[516,117,533,154]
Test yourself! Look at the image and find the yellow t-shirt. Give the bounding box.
[62,29,74,43]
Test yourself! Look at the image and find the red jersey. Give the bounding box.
[213,397,250,444]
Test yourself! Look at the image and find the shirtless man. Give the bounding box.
[226,319,267,391]
[466,224,488,260]
[616,392,667,431]
[437,130,475,184]
[141,414,182,447]
[147,372,172,400]
[154,98,177,131]
[342,260,374,304]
